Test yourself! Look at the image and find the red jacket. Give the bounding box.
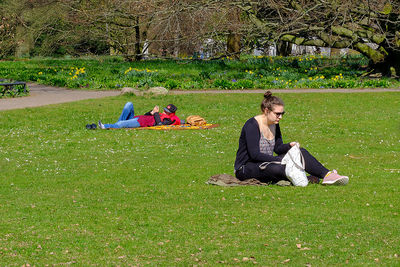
[160,112,181,125]
[136,112,181,127]
[136,115,156,127]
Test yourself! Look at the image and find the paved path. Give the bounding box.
[0,83,120,111]
[1,83,399,111]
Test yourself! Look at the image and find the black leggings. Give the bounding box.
[235,148,329,183]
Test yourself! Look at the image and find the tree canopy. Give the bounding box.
[1,0,399,76]
[237,0,400,76]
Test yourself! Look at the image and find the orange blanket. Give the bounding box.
[134,123,219,130]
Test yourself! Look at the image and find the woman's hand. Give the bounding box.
[150,105,159,115]
[290,142,300,147]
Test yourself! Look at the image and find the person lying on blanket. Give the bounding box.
[98,102,182,129]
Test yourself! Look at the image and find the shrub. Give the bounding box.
[362,79,391,88]
[180,81,204,89]
[152,75,167,83]
[213,79,232,89]
[137,77,155,88]
[199,70,211,80]
[48,77,67,87]
[232,79,254,89]
[0,55,399,91]
[330,79,357,88]
[165,79,180,89]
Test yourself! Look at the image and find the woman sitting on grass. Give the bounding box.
[97,102,182,129]
[234,91,349,186]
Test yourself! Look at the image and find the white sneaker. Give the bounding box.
[98,120,105,129]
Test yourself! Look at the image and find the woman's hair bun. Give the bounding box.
[264,91,272,99]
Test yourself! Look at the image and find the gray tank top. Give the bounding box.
[259,134,275,156]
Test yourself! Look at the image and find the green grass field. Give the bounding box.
[1,93,399,265]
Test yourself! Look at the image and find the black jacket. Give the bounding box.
[143,110,175,126]
[234,117,291,171]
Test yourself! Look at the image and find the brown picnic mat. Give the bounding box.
[206,174,291,187]
[134,123,219,130]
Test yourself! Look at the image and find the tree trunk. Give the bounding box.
[15,26,33,57]
[134,16,142,61]
[227,33,240,59]
[370,48,400,78]
[276,41,292,56]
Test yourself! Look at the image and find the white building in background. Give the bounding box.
[259,43,354,57]
[142,40,149,58]
[253,47,263,56]
[291,44,318,55]
[268,45,276,56]
[193,38,357,59]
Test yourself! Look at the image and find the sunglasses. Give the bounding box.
[270,110,285,117]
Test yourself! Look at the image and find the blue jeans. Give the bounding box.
[104,102,141,128]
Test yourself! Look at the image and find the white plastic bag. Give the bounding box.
[280,143,308,187]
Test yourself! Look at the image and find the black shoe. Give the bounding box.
[86,123,97,130]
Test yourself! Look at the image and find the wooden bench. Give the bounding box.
[0,80,27,97]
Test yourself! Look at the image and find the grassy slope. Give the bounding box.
[0,93,399,265]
